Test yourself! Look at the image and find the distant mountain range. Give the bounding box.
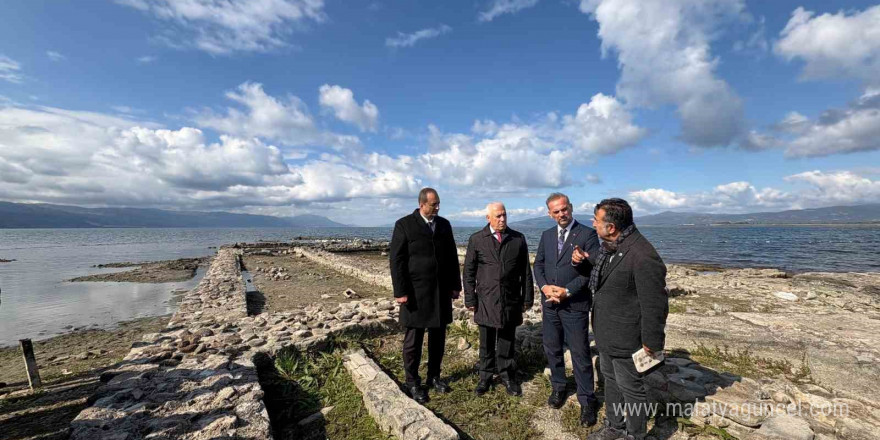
[0,202,348,228]
[509,204,880,228]
[3,201,878,229]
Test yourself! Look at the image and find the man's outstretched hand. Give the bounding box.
[571,245,589,265]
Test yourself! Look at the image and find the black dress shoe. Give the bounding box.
[585,424,627,440]
[547,389,566,409]
[501,379,522,396]
[474,379,492,396]
[409,385,429,404]
[427,377,451,394]
[580,402,598,427]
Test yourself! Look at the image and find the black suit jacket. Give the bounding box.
[389,209,462,328]
[533,220,600,311]
[463,225,534,328]
[591,228,668,357]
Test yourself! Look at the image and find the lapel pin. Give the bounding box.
[618,253,623,256]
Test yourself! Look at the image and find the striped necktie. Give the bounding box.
[558,228,566,255]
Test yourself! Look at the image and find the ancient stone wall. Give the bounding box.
[69,245,411,440]
[69,247,273,439]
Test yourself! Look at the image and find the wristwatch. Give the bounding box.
[564,288,572,298]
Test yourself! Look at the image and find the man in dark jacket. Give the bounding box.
[533,193,601,426]
[464,202,534,396]
[580,198,668,440]
[390,188,463,404]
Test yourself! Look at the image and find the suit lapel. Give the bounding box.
[410,211,432,237]
[484,226,501,262]
[599,248,628,285]
[599,232,641,286]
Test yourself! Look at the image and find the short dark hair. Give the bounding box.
[418,187,438,204]
[545,192,570,207]
[594,198,633,231]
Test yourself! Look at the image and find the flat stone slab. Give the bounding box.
[747,414,814,440]
[344,349,458,440]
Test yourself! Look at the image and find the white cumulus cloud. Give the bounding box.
[785,170,880,207]
[782,89,880,157]
[775,5,880,86]
[385,24,452,48]
[628,171,880,214]
[195,82,360,150]
[580,0,746,148]
[0,103,417,210]
[399,93,645,191]
[318,84,379,132]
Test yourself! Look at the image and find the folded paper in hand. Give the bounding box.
[632,347,665,373]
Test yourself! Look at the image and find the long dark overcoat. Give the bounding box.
[463,225,534,328]
[389,209,462,328]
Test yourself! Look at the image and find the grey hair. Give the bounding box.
[486,201,505,215]
[545,192,570,207]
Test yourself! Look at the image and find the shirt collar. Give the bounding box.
[557,219,576,235]
[420,213,434,224]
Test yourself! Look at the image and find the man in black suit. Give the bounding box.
[463,202,534,397]
[580,198,668,440]
[390,188,463,404]
[533,193,601,426]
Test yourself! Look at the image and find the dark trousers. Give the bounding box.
[542,305,597,407]
[478,324,517,381]
[600,351,649,439]
[403,326,447,387]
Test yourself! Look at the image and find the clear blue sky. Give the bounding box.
[1,0,878,225]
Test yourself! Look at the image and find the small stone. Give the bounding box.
[343,288,360,299]
[457,337,471,350]
[216,386,237,401]
[772,291,799,301]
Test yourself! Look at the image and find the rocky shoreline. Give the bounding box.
[5,237,878,440]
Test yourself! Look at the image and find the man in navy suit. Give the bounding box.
[533,193,601,426]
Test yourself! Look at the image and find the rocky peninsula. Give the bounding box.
[1,237,878,440]
[69,258,208,283]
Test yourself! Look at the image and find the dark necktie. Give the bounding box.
[558,228,566,256]
[427,220,435,233]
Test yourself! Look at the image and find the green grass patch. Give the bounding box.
[258,346,392,440]
[669,301,687,314]
[689,342,815,383]
[677,417,738,439]
[363,326,547,440]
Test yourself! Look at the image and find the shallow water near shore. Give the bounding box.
[0,225,878,346]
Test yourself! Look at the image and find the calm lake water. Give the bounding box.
[1,225,878,346]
